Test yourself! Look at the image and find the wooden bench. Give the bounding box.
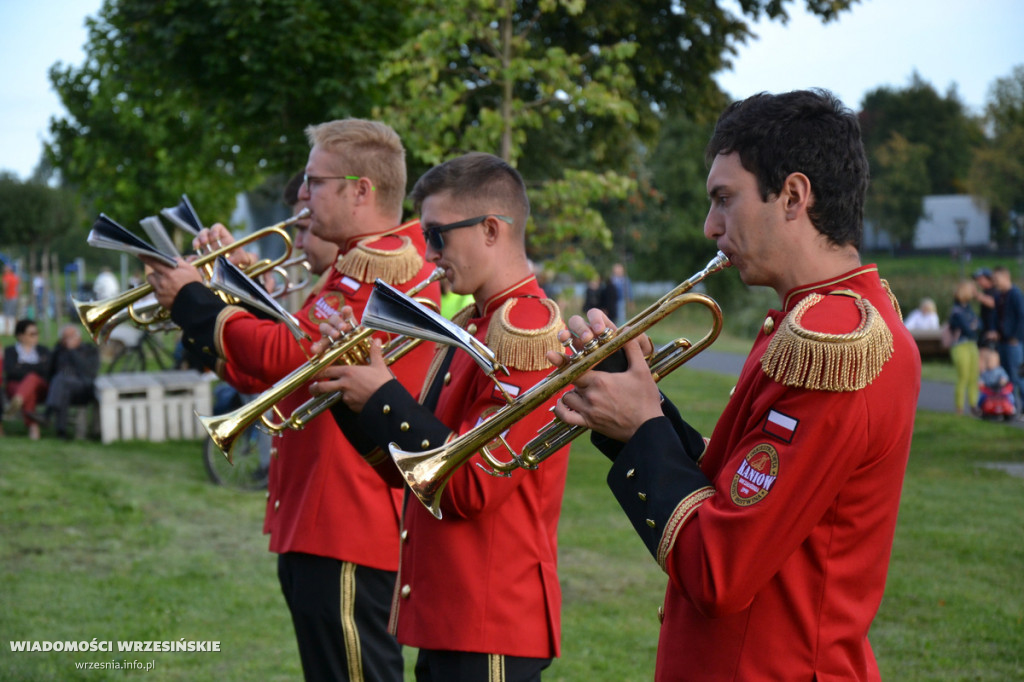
[910,329,948,360]
[95,370,213,443]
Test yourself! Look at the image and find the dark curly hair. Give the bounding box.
[705,89,869,249]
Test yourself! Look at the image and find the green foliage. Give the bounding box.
[0,174,87,259]
[47,0,412,222]
[865,132,932,247]
[968,65,1024,245]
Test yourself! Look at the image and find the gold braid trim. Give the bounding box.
[761,293,894,392]
[335,235,421,285]
[657,486,715,572]
[213,305,247,359]
[418,305,477,403]
[486,298,565,371]
[880,278,903,320]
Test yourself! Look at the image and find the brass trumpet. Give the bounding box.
[391,252,731,519]
[74,209,310,342]
[198,268,445,463]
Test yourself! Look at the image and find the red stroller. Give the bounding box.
[978,382,1016,419]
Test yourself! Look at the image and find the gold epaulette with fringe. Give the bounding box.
[760,292,893,392]
[334,235,421,285]
[486,298,565,371]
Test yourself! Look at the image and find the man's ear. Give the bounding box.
[781,172,812,220]
[481,215,502,245]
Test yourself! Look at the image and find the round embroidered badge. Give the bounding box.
[308,292,346,323]
[730,443,779,506]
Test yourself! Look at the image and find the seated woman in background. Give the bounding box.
[905,297,941,330]
[3,319,52,440]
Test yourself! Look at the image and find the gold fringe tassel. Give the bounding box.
[486,298,564,371]
[335,236,421,285]
[760,293,894,392]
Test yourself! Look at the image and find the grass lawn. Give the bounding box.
[2,366,1023,680]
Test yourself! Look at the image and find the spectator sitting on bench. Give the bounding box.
[904,297,940,331]
[44,325,99,440]
[3,319,51,440]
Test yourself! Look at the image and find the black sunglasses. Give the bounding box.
[422,214,513,250]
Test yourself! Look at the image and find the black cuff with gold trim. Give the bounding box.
[607,415,712,561]
[359,379,452,455]
[170,281,227,368]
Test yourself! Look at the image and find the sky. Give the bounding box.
[1,0,1022,182]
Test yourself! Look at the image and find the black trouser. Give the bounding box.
[415,649,552,682]
[277,552,403,682]
[45,372,94,434]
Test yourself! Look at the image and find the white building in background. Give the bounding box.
[862,194,990,251]
[912,195,989,250]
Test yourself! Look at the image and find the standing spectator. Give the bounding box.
[972,267,998,345]
[948,280,981,415]
[904,297,940,330]
[583,274,617,320]
[45,325,99,440]
[991,265,1024,417]
[3,319,51,440]
[93,266,120,300]
[2,263,20,335]
[610,262,632,325]
[32,272,46,320]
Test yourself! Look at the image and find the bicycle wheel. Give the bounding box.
[203,426,269,491]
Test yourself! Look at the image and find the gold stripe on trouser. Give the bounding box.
[340,561,364,681]
[488,654,505,682]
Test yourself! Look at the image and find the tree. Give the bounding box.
[859,73,984,196]
[375,0,858,273]
[48,0,412,224]
[865,132,931,248]
[967,65,1024,248]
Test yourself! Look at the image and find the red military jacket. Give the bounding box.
[603,265,920,681]
[174,220,440,570]
[349,276,570,658]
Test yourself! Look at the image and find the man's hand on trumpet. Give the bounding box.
[192,224,260,269]
[309,309,395,413]
[141,256,203,309]
[547,308,663,444]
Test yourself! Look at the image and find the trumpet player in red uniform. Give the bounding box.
[311,152,570,682]
[551,90,921,681]
[143,119,441,682]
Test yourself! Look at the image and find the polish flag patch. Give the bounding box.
[761,409,798,443]
[340,275,361,292]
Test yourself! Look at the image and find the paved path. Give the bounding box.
[684,351,1024,430]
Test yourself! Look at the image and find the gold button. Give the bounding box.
[443,372,452,385]
[466,323,477,334]
[269,446,279,459]
[646,518,656,528]
[400,422,410,432]
[401,529,409,542]
[400,584,412,598]
[274,499,280,510]
[382,404,391,415]
[658,605,665,623]
[421,439,430,448]
[762,317,775,335]
[638,492,647,501]
[626,468,636,479]
[729,385,736,397]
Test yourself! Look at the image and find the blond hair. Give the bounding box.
[304,119,407,218]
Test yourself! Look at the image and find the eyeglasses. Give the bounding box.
[422,214,513,250]
[302,174,375,191]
